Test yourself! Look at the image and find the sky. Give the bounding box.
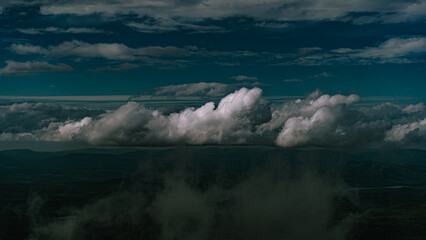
[0,0,425,98]
[0,0,425,149]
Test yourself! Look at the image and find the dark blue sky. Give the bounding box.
[0,1,425,99]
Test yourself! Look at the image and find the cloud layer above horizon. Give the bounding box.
[1,86,424,148]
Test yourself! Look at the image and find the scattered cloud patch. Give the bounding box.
[7,37,425,67]
[231,75,258,81]
[288,37,426,65]
[88,63,139,72]
[312,72,332,79]
[283,78,303,82]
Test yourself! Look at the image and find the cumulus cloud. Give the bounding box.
[385,118,426,145]
[0,60,73,75]
[0,86,424,147]
[10,41,189,61]
[82,87,270,145]
[403,102,425,114]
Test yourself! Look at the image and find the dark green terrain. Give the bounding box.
[1,147,425,239]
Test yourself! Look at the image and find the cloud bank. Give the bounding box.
[0,87,425,147]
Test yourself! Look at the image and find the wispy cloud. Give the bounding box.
[88,63,139,72]
[353,37,426,59]
[10,40,190,61]
[283,79,303,82]
[138,82,267,98]
[231,75,258,81]
[16,27,106,35]
[285,37,426,65]
[127,18,227,34]
[0,60,73,75]
[8,37,425,68]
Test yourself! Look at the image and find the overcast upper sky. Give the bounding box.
[0,0,425,98]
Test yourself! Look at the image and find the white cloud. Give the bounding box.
[276,107,339,147]
[76,87,268,145]
[385,118,426,144]
[354,37,426,59]
[0,60,73,75]
[403,102,425,114]
[0,86,424,148]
